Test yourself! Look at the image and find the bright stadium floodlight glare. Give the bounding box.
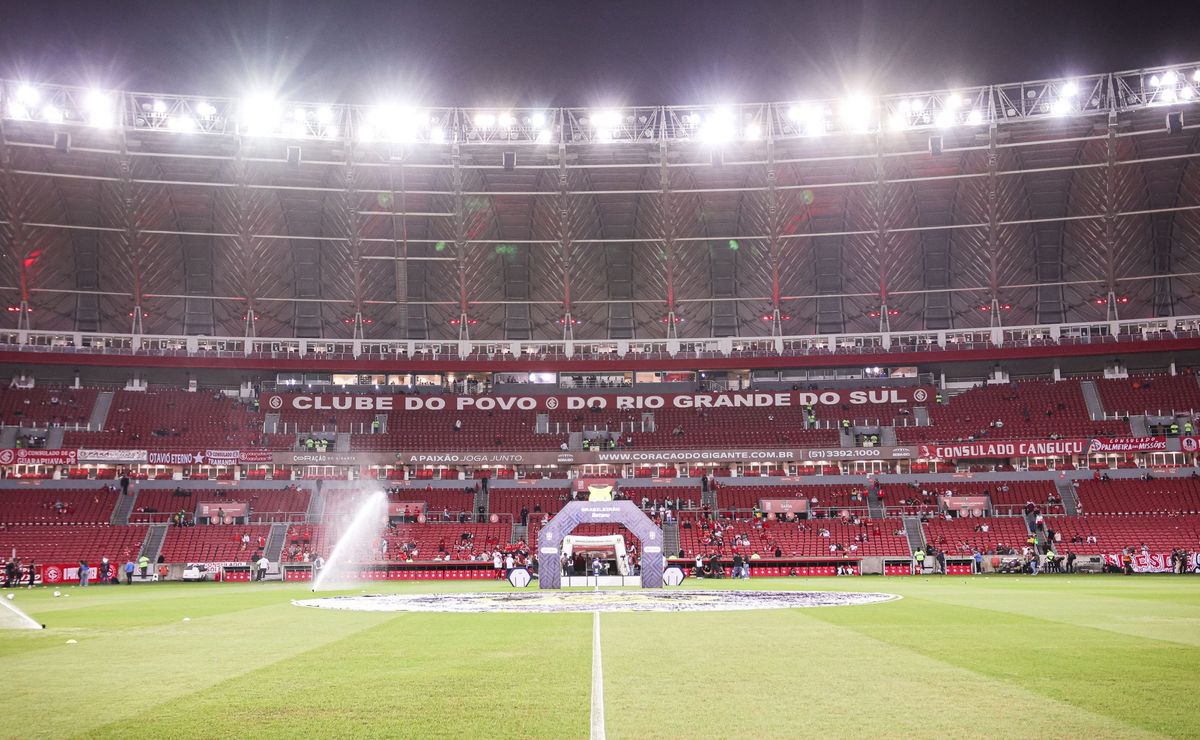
[935,109,955,128]
[1183,87,1195,101]
[42,105,63,124]
[7,102,28,119]
[1051,98,1071,116]
[1194,69,1200,82]
[744,122,761,140]
[967,109,983,125]
[787,104,802,122]
[840,95,872,132]
[700,106,737,144]
[242,96,280,136]
[909,97,925,112]
[167,115,196,133]
[17,84,39,106]
[195,101,216,117]
[1161,87,1177,103]
[888,112,908,130]
[946,93,963,108]
[323,125,339,139]
[593,109,621,130]
[152,99,167,114]
[474,112,496,128]
[429,127,445,143]
[316,106,333,124]
[530,111,546,128]
[536,127,552,143]
[1062,81,1078,97]
[1164,70,1178,85]
[804,105,826,136]
[497,112,514,127]
[1150,75,1161,87]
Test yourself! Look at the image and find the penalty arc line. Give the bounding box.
[591,610,605,740]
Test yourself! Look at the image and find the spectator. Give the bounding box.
[78,560,89,587]
[124,559,135,585]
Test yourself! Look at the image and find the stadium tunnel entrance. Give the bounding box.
[537,500,665,588]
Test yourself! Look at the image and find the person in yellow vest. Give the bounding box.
[912,548,926,575]
[137,554,150,579]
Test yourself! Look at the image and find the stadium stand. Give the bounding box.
[0,387,97,428]
[1046,515,1200,556]
[63,390,265,451]
[1094,374,1200,417]
[158,524,273,563]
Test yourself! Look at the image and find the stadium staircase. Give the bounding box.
[662,520,680,557]
[1080,380,1106,420]
[702,486,719,511]
[912,406,931,426]
[264,412,281,434]
[110,489,137,525]
[1128,415,1151,436]
[335,432,351,452]
[474,486,489,515]
[901,517,925,554]
[305,487,326,524]
[0,427,17,448]
[1055,479,1080,516]
[45,427,65,448]
[511,523,527,543]
[373,414,387,434]
[139,523,168,563]
[879,425,898,447]
[866,489,886,519]
[839,427,855,448]
[88,391,114,430]
[264,523,288,562]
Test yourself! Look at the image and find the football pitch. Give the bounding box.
[1,576,1198,739]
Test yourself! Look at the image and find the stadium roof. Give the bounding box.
[1,61,1199,342]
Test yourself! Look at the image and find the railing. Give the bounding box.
[3,314,1197,364]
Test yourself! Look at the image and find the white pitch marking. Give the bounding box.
[590,610,606,740]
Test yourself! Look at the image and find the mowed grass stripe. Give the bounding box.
[0,595,395,738]
[600,607,1161,740]
[85,612,593,739]
[806,592,1200,738]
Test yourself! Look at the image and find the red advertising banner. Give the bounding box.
[263,387,933,415]
[147,450,275,465]
[387,502,426,517]
[238,450,274,464]
[919,439,1087,459]
[1087,436,1168,453]
[0,448,78,465]
[40,563,118,584]
[1103,553,1174,573]
[197,502,248,519]
[942,495,989,512]
[758,498,809,514]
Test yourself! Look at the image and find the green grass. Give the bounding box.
[1,576,1198,738]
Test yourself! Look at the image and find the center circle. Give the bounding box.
[292,590,900,613]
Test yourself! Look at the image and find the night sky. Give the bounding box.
[0,0,1197,107]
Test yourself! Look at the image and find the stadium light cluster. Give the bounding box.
[5,62,1200,144]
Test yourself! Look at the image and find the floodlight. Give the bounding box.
[474,112,496,128]
[700,106,736,143]
[429,127,445,143]
[1182,87,1195,101]
[804,106,826,136]
[292,107,308,122]
[1062,81,1078,97]
[593,109,621,129]
[316,106,333,124]
[787,105,803,121]
[967,109,983,125]
[195,101,216,117]
[888,112,908,130]
[1164,70,1178,85]
[840,95,873,133]
[1162,87,1177,103]
[1051,98,1071,116]
[530,111,546,128]
[1194,70,1200,83]
[152,99,167,114]
[42,106,63,124]
[242,96,280,136]
[1150,75,1161,87]
[935,109,955,128]
[166,115,195,132]
[909,98,925,112]
[497,112,514,127]
[744,122,761,140]
[16,85,39,105]
[946,93,963,109]
[323,125,339,139]
[7,102,28,119]
[536,127,552,143]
